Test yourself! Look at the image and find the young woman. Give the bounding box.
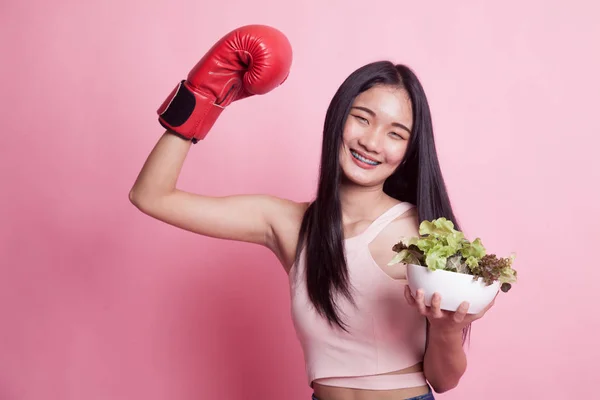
[130,25,494,400]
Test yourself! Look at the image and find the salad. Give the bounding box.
[388,218,518,292]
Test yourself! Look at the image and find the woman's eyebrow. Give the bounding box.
[351,106,411,133]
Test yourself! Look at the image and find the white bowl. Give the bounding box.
[406,264,499,314]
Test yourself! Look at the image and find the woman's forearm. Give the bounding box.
[423,325,467,393]
[129,131,192,202]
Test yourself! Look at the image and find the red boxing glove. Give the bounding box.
[157,25,293,143]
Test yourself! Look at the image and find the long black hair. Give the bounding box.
[295,61,470,343]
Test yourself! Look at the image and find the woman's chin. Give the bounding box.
[341,169,385,189]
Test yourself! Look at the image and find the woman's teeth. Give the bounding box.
[351,150,380,165]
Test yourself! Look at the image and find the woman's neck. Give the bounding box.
[338,182,399,224]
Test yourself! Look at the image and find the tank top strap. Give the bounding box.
[361,202,416,244]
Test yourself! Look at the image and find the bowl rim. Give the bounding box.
[406,263,501,286]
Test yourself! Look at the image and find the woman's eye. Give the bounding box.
[354,115,368,124]
[389,132,404,140]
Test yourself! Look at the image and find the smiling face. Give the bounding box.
[339,84,414,188]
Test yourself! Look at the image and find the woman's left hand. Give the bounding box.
[404,285,496,331]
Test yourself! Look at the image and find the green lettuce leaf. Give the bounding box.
[387,248,423,266]
[445,255,463,272]
[418,217,456,237]
[460,238,486,260]
[423,243,457,271]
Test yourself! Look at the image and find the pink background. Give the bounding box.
[1,0,599,399]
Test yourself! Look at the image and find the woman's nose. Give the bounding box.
[358,128,383,153]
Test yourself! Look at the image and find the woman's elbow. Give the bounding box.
[129,188,144,209]
[128,188,156,213]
